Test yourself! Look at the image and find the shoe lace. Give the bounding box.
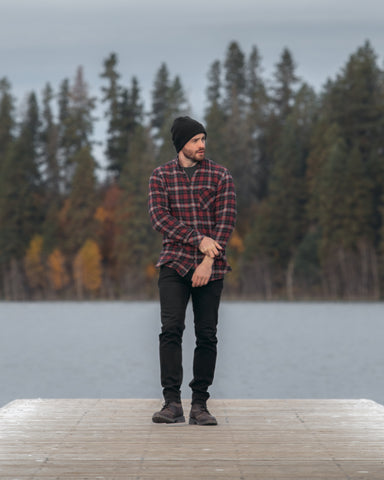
[161,401,181,411]
[161,402,170,411]
[193,403,209,414]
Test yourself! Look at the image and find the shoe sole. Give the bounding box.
[152,415,185,424]
[189,417,217,426]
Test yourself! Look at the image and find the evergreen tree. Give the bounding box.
[316,140,374,254]
[57,77,71,173]
[40,83,62,253]
[224,41,246,115]
[221,42,254,225]
[100,52,123,175]
[116,125,158,295]
[41,83,60,193]
[272,48,299,120]
[259,48,300,204]
[100,54,144,177]
[204,60,227,164]
[244,85,317,297]
[245,46,269,201]
[58,67,96,190]
[0,78,15,164]
[324,41,384,155]
[0,92,44,262]
[206,60,222,106]
[151,63,171,132]
[60,146,98,255]
[151,63,189,164]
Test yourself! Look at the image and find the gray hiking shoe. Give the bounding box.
[189,403,217,425]
[152,402,185,424]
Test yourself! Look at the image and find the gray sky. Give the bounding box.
[1,0,384,163]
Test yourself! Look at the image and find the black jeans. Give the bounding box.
[158,266,224,405]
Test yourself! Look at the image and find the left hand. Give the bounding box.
[192,257,213,287]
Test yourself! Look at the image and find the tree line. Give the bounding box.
[1,40,384,300]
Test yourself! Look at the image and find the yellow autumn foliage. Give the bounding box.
[145,262,157,280]
[25,235,45,289]
[94,206,109,223]
[229,229,245,253]
[73,239,102,292]
[48,249,69,291]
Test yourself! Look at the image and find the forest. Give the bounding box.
[1,40,384,300]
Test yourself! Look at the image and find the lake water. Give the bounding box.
[0,301,383,408]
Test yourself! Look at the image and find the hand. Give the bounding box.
[199,236,222,258]
[192,257,213,287]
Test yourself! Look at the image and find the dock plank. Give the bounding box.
[0,399,384,479]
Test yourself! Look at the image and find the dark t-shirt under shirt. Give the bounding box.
[183,164,199,180]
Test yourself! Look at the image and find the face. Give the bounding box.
[180,133,206,163]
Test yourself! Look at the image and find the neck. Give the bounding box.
[178,151,198,168]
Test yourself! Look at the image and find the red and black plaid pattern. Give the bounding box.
[148,157,237,280]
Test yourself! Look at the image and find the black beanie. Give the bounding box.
[171,116,207,153]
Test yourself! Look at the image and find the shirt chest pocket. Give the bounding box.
[198,187,216,211]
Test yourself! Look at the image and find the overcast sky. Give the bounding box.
[1,0,384,160]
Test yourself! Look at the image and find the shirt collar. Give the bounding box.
[175,155,205,170]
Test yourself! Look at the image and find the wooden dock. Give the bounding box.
[0,398,384,479]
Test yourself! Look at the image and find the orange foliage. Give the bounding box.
[104,182,122,210]
[73,239,102,292]
[48,249,69,291]
[145,263,157,280]
[24,235,45,289]
[96,183,123,262]
[95,183,122,224]
[229,229,245,253]
[94,206,109,223]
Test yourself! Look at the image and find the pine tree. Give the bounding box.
[58,67,96,190]
[306,42,384,296]
[272,48,299,120]
[40,83,60,192]
[245,46,269,201]
[151,63,189,165]
[223,41,246,116]
[0,92,44,262]
[100,51,146,178]
[221,42,254,225]
[116,125,158,295]
[100,53,122,168]
[244,84,317,297]
[204,60,227,165]
[0,77,15,164]
[151,63,171,133]
[100,53,140,177]
[206,60,222,106]
[324,41,384,154]
[60,146,98,255]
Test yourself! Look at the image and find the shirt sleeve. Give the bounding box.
[148,169,204,247]
[212,170,237,254]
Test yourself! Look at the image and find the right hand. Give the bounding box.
[198,236,222,258]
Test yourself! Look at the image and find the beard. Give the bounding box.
[181,147,205,164]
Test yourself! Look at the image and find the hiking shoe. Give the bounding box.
[189,403,217,425]
[152,402,185,424]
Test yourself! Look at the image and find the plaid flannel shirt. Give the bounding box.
[148,156,237,280]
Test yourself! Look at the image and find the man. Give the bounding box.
[148,116,236,425]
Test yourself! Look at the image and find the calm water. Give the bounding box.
[0,301,383,408]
